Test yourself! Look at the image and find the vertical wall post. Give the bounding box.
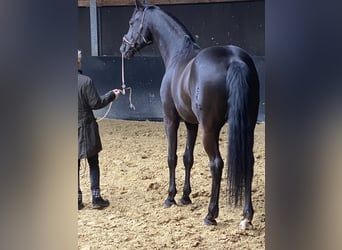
[90,0,98,56]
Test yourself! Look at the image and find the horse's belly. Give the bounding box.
[172,60,199,123]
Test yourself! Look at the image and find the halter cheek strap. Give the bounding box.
[122,7,152,48]
[122,36,135,48]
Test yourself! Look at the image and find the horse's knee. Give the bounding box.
[168,155,177,167]
[183,152,194,168]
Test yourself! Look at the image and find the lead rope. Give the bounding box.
[120,54,135,110]
[121,53,126,94]
[97,54,135,122]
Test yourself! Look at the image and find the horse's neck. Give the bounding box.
[149,9,200,68]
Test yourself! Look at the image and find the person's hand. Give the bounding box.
[113,89,121,98]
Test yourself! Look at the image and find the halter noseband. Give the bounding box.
[122,7,152,48]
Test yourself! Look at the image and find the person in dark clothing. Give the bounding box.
[78,50,121,210]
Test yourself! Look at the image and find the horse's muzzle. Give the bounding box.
[120,44,135,59]
[119,43,126,55]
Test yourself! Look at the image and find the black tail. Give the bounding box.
[227,60,257,206]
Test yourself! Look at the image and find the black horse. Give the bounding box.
[120,0,260,229]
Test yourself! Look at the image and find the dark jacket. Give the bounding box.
[78,72,116,159]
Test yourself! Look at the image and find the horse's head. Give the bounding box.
[120,0,153,59]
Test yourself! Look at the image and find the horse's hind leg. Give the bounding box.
[240,150,254,230]
[202,129,223,226]
[179,122,198,205]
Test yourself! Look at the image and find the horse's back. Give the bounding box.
[196,45,255,69]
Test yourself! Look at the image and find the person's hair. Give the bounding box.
[77,50,82,71]
[78,50,82,63]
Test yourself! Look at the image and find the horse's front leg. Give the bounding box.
[179,122,198,205]
[163,116,180,208]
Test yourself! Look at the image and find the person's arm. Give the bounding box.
[85,79,119,110]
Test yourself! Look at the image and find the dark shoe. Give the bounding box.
[78,191,84,210]
[92,197,110,209]
[78,200,85,210]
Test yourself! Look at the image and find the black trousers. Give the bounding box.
[78,154,100,196]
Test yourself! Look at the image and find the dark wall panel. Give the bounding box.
[98,1,264,56]
[78,7,91,55]
[81,56,164,120]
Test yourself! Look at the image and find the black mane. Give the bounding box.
[163,9,197,43]
[146,5,197,44]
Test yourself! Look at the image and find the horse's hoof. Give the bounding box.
[179,196,192,206]
[239,218,253,230]
[163,199,177,208]
[204,216,217,226]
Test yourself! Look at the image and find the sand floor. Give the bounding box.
[78,119,265,249]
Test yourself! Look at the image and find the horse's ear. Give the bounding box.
[135,0,144,9]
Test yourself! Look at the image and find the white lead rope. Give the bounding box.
[120,54,135,110]
[121,54,126,94]
[97,54,135,122]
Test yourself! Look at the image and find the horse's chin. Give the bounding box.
[120,44,135,59]
[123,49,135,59]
